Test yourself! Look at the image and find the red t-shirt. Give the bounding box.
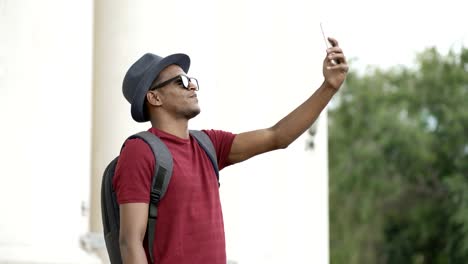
[113,127,236,264]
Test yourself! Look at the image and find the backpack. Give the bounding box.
[101,130,219,264]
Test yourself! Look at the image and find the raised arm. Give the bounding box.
[228,37,348,164]
[119,203,149,264]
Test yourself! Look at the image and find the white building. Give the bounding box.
[0,1,330,263]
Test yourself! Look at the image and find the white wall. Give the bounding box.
[0,0,99,263]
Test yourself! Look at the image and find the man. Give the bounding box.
[114,37,348,263]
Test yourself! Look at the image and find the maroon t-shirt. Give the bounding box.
[113,127,236,264]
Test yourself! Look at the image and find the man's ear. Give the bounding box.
[146,91,163,107]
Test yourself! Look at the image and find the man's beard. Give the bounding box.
[183,107,201,120]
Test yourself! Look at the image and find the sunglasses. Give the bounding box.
[149,74,199,91]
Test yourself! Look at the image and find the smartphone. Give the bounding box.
[320,23,331,49]
[320,23,339,64]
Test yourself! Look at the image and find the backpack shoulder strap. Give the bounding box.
[189,130,220,182]
[128,131,173,200]
[127,131,173,264]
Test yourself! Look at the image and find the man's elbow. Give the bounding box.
[119,235,129,251]
[119,235,142,250]
[276,141,290,150]
[274,135,291,150]
[119,234,146,261]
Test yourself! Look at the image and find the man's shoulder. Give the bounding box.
[200,129,236,138]
[120,136,153,157]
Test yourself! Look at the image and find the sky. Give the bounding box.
[318,0,468,72]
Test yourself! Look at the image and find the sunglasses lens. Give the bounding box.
[180,75,189,88]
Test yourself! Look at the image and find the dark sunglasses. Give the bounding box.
[149,74,199,91]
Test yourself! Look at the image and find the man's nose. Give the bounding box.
[187,81,197,91]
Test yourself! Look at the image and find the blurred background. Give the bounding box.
[0,0,466,264]
[324,0,468,263]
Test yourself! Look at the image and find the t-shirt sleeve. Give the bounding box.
[202,129,237,170]
[113,138,155,204]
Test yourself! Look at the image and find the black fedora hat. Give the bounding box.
[122,53,191,122]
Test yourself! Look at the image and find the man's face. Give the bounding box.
[149,64,200,119]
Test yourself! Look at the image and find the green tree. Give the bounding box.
[328,46,468,263]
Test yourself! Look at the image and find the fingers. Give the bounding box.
[326,55,348,70]
[327,47,343,54]
[326,63,349,72]
[328,52,347,64]
[327,37,339,47]
[324,38,346,65]
[323,38,348,71]
[326,37,342,53]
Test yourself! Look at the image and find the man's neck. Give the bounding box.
[151,119,190,139]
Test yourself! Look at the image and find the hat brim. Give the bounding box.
[131,53,190,122]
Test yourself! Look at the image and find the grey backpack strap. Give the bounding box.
[189,130,220,183]
[128,131,173,264]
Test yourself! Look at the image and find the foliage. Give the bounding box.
[328,46,468,263]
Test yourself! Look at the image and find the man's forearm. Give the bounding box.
[272,81,337,148]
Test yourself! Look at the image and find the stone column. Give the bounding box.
[88,0,160,262]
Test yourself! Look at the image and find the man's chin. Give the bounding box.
[186,108,201,119]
